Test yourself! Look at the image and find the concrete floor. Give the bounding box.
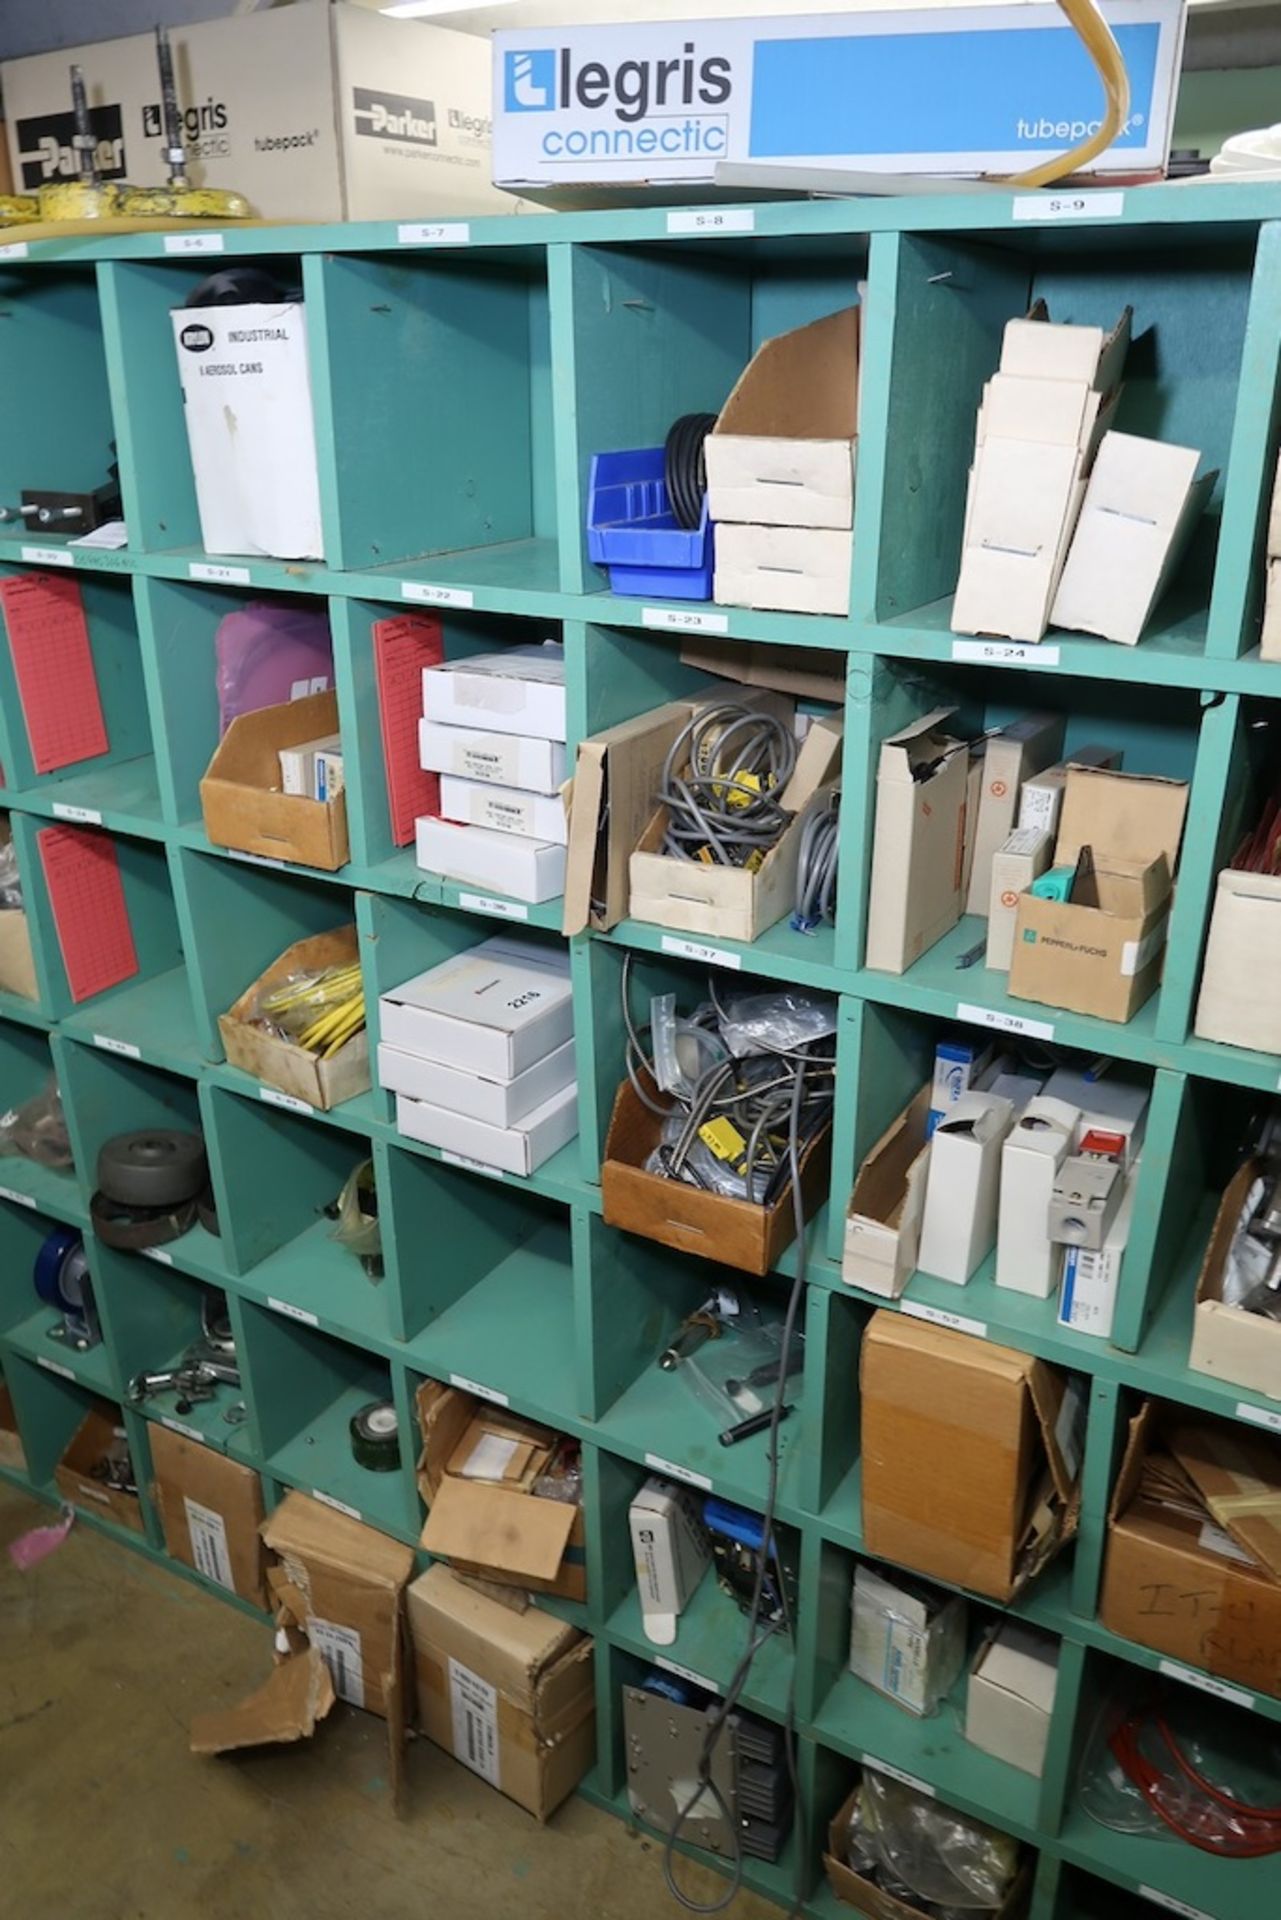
[0,1483,777,1920]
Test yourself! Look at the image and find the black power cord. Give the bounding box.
[665,412,719,530]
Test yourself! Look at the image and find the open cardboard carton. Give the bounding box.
[864,707,968,975]
[1195,868,1281,1056]
[201,689,348,872]
[629,710,843,944]
[416,1380,586,1603]
[824,1782,1031,1920]
[1189,1155,1281,1402]
[219,923,370,1111]
[1009,765,1189,1024]
[1100,1401,1281,1699]
[53,1401,145,1534]
[602,1066,831,1277]
[0,817,37,1000]
[842,1084,931,1299]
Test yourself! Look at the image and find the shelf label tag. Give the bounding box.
[190,561,251,585]
[233,849,287,871]
[398,221,470,246]
[449,1372,509,1407]
[900,1300,988,1341]
[1236,1400,1281,1434]
[313,1489,362,1523]
[0,241,30,261]
[861,1757,934,1798]
[52,802,103,825]
[1157,1659,1255,1710]
[165,231,225,254]
[441,1151,507,1181]
[666,209,755,236]
[20,546,74,568]
[458,893,528,922]
[403,582,474,609]
[1012,191,1124,224]
[0,1184,38,1209]
[950,638,1060,669]
[163,1417,203,1442]
[1139,1889,1212,1920]
[37,1355,76,1380]
[641,606,729,634]
[267,1296,319,1328]
[645,1452,713,1492]
[956,1001,1055,1043]
[260,1087,314,1116]
[143,1248,174,1266]
[92,1033,141,1059]
[661,934,741,971]
[654,1655,719,1693]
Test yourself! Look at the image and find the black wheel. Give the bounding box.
[96,1129,207,1208]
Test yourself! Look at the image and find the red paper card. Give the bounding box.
[0,573,109,775]
[373,614,444,847]
[38,825,138,1004]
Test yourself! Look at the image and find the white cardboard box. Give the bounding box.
[628,1478,711,1647]
[1057,1167,1138,1339]
[1017,744,1123,840]
[843,1087,931,1300]
[4,2,508,222]
[423,646,566,743]
[1194,869,1281,1056]
[379,937,572,1081]
[172,302,323,562]
[1051,432,1215,646]
[849,1562,966,1718]
[951,436,1090,646]
[419,720,567,795]
[986,826,1052,971]
[965,1622,1059,1778]
[1040,1070,1149,1167]
[440,774,568,846]
[395,1081,577,1176]
[865,709,967,975]
[917,1091,1015,1286]
[966,713,1064,917]
[416,817,566,905]
[999,309,1132,390]
[995,1096,1080,1300]
[714,522,852,617]
[377,1037,575,1128]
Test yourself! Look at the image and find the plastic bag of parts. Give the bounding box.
[0,836,23,910]
[215,600,333,735]
[650,994,730,1101]
[0,1078,73,1170]
[857,1765,1021,1910]
[329,1159,382,1278]
[253,962,363,1043]
[681,1304,803,1429]
[716,989,838,1058]
[644,1110,772,1204]
[533,1440,581,1507]
[1079,1693,1281,1856]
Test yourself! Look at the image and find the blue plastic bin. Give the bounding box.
[587,446,713,600]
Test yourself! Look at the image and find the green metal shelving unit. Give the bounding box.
[1,181,1280,1920]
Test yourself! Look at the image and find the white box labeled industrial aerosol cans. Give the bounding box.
[629,1478,711,1646]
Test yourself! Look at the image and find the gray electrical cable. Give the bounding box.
[660,702,798,867]
[793,797,839,933]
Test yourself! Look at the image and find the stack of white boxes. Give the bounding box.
[377,936,577,1175]
[951,306,1130,645]
[416,642,569,904]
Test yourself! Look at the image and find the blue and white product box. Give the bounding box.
[493,2,1183,193]
[1058,1165,1138,1339]
[849,1562,967,1718]
[928,1035,994,1137]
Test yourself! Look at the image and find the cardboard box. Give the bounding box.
[629,1477,711,1646]
[174,300,323,563]
[150,1423,267,1610]
[929,1034,994,1135]
[860,1311,1081,1603]
[394,1081,578,1176]
[0,905,37,1001]
[201,691,348,871]
[917,1091,1015,1286]
[1057,1167,1137,1339]
[995,1095,1079,1299]
[1262,558,1281,662]
[377,1036,575,1129]
[706,307,858,531]
[1051,432,1215,646]
[602,1069,830,1277]
[965,714,1064,917]
[1017,744,1123,840]
[379,938,572,1081]
[986,826,1052,971]
[865,709,967,975]
[842,1086,931,1300]
[279,733,341,798]
[1195,869,1281,1055]
[419,721,567,795]
[407,1564,595,1821]
[424,645,566,743]
[628,711,842,944]
[1190,1156,1281,1402]
[1009,765,1189,1024]
[965,1622,1059,1778]
[4,2,507,222]
[999,307,1132,390]
[1100,1404,1281,1699]
[261,1490,415,1721]
[0,1380,25,1472]
[416,1381,586,1603]
[714,522,853,617]
[562,698,693,936]
[219,924,371,1112]
[849,1561,966,1718]
[1039,1068,1149,1166]
[54,1402,145,1534]
[824,1784,1031,1920]
[439,774,567,845]
[677,638,846,706]
[416,817,566,905]
[1169,1413,1281,1580]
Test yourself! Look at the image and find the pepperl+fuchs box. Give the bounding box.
[492,0,1186,199]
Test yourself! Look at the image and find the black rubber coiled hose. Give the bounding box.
[665,412,719,530]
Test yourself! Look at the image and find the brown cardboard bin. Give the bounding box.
[1189,1155,1281,1404]
[823,1786,1031,1919]
[201,689,348,872]
[218,924,370,1111]
[54,1401,145,1533]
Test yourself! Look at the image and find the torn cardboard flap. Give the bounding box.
[1168,1420,1281,1582]
[422,1477,576,1587]
[191,1648,336,1755]
[678,637,846,705]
